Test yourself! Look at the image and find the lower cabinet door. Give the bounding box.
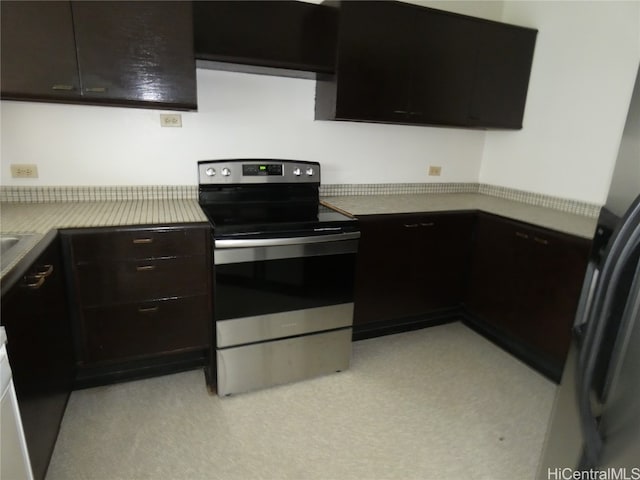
[354,212,474,325]
[465,213,590,375]
[81,295,210,364]
[0,235,74,480]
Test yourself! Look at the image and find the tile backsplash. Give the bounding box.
[477,184,601,218]
[0,185,197,203]
[319,183,478,197]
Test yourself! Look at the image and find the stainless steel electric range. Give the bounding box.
[198,159,360,396]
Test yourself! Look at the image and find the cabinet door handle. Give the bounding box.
[23,275,46,290]
[393,110,408,114]
[133,238,153,244]
[85,87,107,93]
[136,265,156,272]
[515,231,529,239]
[404,223,419,228]
[34,264,54,278]
[51,84,75,91]
[420,222,435,227]
[534,237,549,245]
[138,306,159,313]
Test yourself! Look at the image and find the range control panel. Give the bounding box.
[198,159,320,185]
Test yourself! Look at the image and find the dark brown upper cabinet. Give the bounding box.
[0,2,80,103]
[1,1,197,110]
[315,1,537,129]
[193,0,338,79]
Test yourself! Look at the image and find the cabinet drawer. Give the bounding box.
[81,295,211,364]
[70,227,209,262]
[75,256,209,306]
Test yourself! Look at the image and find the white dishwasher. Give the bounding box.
[1,327,33,480]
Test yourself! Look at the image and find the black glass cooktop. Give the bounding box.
[201,204,358,239]
[198,180,357,239]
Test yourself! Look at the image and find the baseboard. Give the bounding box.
[73,350,208,390]
[461,312,563,383]
[352,307,463,341]
[351,307,563,383]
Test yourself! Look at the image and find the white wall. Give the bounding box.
[1,0,638,205]
[0,0,504,188]
[480,1,640,205]
[408,0,503,22]
[0,69,485,186]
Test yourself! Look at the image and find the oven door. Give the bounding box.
[213,233,359,395]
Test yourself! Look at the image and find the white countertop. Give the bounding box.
[322,193,598,239]
[1,192,598,282]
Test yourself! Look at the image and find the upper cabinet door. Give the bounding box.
[193,1,338,75]
[71,1,197,109]
[315,0,537,130]
[333,1,412,122]
[1,1,80,100]
[410,11,478,126]
[468,23,537,128]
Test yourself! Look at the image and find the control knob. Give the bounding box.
[205,167,216,176]
[306,167,314,176]
[221,167,231,177]
[293,168,301,176]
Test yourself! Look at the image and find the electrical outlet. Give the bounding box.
[160,114,182,127]
[10,164,39,178]
[428,166,442,176]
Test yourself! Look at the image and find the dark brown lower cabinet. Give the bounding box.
[353,212,475,335]
[0,233,75,480]
[62,224,213,387]
[353,209,590,381]
[465,212,591,380]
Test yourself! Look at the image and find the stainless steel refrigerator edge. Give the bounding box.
[537,63,640,477]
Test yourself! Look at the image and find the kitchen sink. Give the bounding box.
[0,234,36,271]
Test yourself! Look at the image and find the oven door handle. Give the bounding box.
[215,231,361,249]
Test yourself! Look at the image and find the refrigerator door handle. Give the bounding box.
[572,263,600,344]
[576,197,640,469]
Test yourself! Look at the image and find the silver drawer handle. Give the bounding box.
[51,84,75,91]
[133,238,153,244]
[136,265,156,272]
[138,306,159,313]
[404,224,419,228]
[34,264,54,278]
[85,87,107,93]
[515,231,529,239]
[420,222,435,227]
[534,237,549,245]
[23,275,46,290]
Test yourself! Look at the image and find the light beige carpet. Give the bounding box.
[46,322,556,480]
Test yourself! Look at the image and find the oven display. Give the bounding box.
[243,164,283,176]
